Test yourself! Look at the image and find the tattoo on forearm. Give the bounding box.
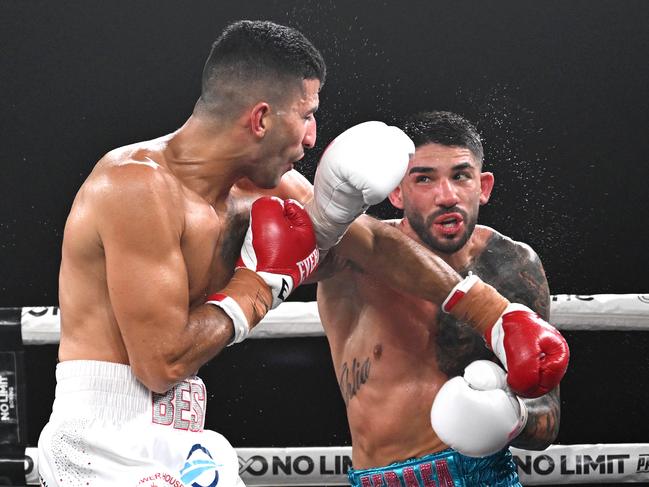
[338,357,371,407]
[512,388,561,449]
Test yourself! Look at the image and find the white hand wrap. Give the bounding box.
[206,295,250,346]
[306,121,415,250]
[431,360,528,458]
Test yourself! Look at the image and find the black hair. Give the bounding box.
[401,111,484,164]
[197,20,326,118]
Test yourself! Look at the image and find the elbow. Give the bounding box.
[512,425,559,451]
[130,357,190,394]
[532,434,557,451]
[511,436,554,452]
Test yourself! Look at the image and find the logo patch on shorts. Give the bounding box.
[180,443,221,487]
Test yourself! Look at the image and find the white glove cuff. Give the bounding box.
[305,197,366,251]
[206,296,250,346]
[489,302,532,370]
[257,272,295,309]
[512,396,529,440]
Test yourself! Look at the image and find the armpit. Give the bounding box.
[306,247,358,283]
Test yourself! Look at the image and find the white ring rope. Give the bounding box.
[13,294,649,484]
[17,294,649,345]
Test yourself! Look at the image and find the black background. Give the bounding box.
[2,1,649,485]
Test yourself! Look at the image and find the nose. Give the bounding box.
[302,117,317,149]
[434,178,459,208]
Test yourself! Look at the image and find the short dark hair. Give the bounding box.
[196,20,326,118]
[401,111,484,164]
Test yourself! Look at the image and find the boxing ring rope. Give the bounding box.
[4,294,649,485]
[17,294,649,344]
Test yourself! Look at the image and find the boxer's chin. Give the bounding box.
[420,225,470,254]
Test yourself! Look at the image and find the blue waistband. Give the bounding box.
[347,448,521,487]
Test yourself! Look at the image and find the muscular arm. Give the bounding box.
[273,170,461,295]
[513,387,561,449]
[97,164,236,393]
[480,237,560,450]
[318,215,462,299]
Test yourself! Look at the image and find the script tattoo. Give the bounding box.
[339,357,371,407]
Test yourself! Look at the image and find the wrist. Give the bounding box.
[442,274,509,334]
[206,294,249,345]
[305,191,364,251]
[511,395,529,441]
[206,268,273,345]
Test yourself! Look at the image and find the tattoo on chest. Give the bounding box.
[436,234,550,377]
[338,357,371,407]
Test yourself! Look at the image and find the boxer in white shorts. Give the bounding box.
[38,20,326,487]
[37,20,417,486]
[38,361,242,487]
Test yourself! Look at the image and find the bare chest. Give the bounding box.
[324,272,442,366]
[359,274,441,337]
[181,200,249,307]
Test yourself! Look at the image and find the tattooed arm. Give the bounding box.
[513,387,561,449]
[512,253,561,450]
[308,215,461,297]
[475,232,561,450]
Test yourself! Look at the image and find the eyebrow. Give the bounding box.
[408,162,474,175]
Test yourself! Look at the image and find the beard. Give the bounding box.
[407,206,478,254]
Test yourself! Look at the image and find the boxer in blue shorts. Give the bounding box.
[316,111,566,486]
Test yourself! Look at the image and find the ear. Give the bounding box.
[388,184,404,210]
[479,171,495,205]
[250,102,271,139]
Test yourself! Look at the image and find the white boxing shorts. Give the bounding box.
[38,360,244,487]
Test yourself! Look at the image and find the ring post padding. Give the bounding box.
[0,446,27,486]
[0,308,22,350]
[0,307,27,447]
[0,308,27,486]
[0,352,26,447]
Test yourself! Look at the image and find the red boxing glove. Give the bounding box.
[238,196,319,308]
[487,303,569,397]
[443,274,570,398]
[207,196,318,344]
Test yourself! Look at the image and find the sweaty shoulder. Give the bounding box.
[470,226,550,318]
[84,149,186,237]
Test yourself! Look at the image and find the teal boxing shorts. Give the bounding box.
[347,448,521,487]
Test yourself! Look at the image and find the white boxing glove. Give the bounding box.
[305,121,415,250]
[430,360,528,458]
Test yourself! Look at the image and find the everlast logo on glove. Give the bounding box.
[297,248,319,284]
[278,279,290,301]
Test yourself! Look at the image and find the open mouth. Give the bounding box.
[433,213,464,235]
